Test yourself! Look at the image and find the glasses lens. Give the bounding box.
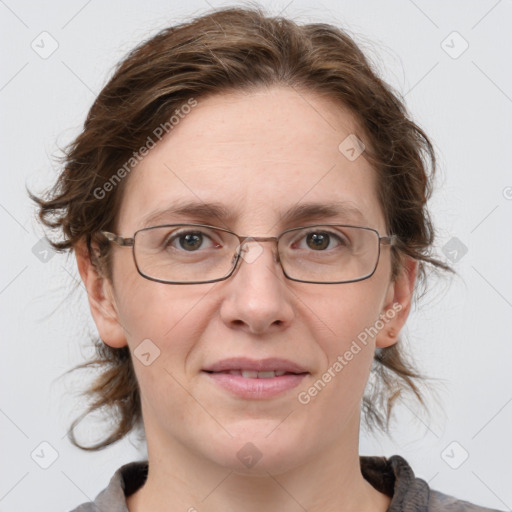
[132,224,380,284]
[278,225,379,283]
[134,225,238,283]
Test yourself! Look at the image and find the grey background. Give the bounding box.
[1,0,511,510]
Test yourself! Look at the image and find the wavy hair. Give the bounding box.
[30,5,453,450]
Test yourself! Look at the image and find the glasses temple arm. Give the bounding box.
[380,234,398,246]
[100,231,134,247]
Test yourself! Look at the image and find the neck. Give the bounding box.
[126,417,391,512]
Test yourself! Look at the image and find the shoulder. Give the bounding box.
[69,460,148,512]
[68,455,504,511]
[360,454,505,512]
[429,489,505,512]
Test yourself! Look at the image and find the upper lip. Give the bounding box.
[203,357,308,374]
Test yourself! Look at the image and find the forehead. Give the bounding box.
[116,86,385,234]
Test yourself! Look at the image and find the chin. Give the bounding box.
[205,422,308,475]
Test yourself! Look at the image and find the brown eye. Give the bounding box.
[161,229,217,252]
[306,232,330,250]
[178,232,204,251]
[290,228,350,253]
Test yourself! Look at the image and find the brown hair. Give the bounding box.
[30,5,453,450]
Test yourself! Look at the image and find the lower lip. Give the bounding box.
[202,371,308,399]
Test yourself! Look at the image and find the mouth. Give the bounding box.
[202,356,308,374]
[203,369,305,378]
[202,358,309,399]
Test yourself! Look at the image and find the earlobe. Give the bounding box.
[376,257,418,348]
[75,240,128,348]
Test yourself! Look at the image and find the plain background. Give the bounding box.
[1,0,511,510]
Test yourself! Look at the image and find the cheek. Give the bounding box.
[114,282,219,420]
[297,281,385,400]
[294,335,375,438]
[114,270,218,365]
[307,279,386,344]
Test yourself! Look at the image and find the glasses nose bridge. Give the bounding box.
[235,234,281,263]
[238,235,279,244]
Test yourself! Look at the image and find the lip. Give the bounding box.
[203,372,308,399]
[202,357,309,400]
[202,357,308,374]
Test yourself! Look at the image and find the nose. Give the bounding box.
[219,238,295,335]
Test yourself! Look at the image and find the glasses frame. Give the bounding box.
[100,223,398,285]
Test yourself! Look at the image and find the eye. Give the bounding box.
[306,232,330,250]
[165,229,219,252]
[294,229,350,251]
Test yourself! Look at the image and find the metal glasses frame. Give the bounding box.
[100,223,397,285]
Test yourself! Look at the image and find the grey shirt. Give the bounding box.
[70,454,504,511]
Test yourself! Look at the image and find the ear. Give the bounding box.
[375,256,418,348]
[75,240,127,348]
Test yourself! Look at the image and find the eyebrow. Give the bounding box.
[139,200,368,230]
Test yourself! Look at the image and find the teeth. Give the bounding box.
[225,370,289,378]
[257,371,276,379]
[241,370,259,378]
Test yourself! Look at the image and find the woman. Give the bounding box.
[32,6,503,512]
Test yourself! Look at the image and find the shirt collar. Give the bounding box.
[90,454,429,512]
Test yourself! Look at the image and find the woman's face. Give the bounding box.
[82,86,414,474]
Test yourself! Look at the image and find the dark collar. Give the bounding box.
[103,454,429,512]
[360,454,429,511]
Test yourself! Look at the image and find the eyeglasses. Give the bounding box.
[100,223,397,285]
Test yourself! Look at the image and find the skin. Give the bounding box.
[76,86,417,512]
